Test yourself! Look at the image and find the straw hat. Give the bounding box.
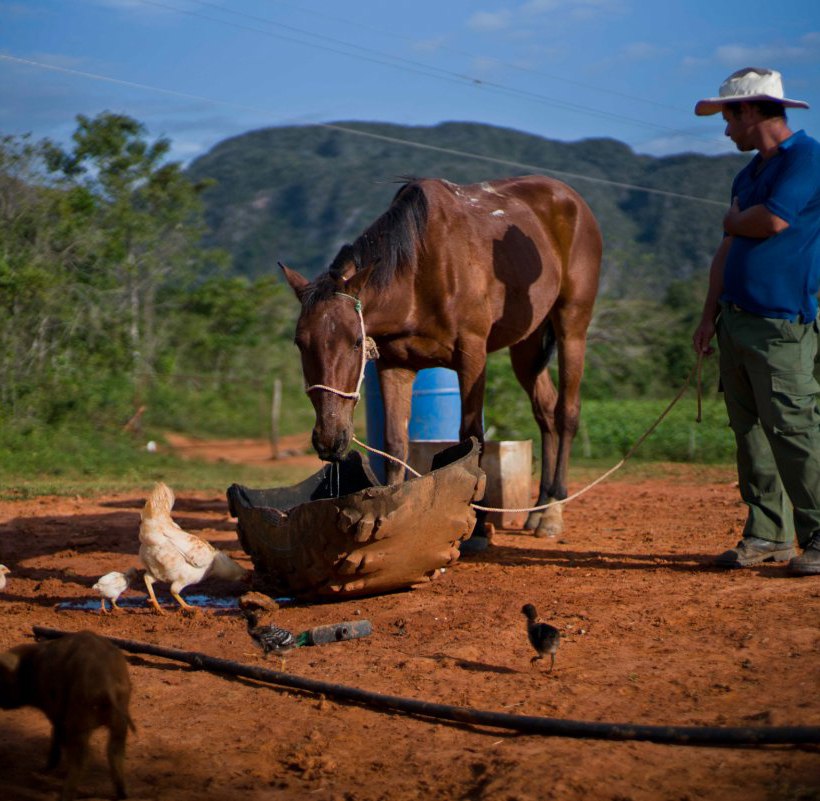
[695,67,809,116]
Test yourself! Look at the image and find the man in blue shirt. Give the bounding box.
[692,67,820,575]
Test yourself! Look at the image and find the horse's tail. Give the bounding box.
[536,320,556,374]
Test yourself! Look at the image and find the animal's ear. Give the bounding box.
[0,650,20,674]
[337,259,357,281]
[279,263,310,300]
[343,265,374,298]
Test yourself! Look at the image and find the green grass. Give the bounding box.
[486,396,736,463]
[0,424,318,499]
[575,397,735,462]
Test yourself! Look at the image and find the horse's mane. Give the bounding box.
[303,181,428,307]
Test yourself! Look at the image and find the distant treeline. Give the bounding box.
[0,114,311,450]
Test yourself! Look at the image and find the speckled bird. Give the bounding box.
[0,565,9,591]
[522,603,560,672]
[242,609,305,669]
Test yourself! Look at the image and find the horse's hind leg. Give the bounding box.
[545,302,594,536]
[509,330,560,536]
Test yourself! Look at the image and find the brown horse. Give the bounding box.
[282,175,601,538]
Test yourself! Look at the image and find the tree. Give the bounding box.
[44,113,222,387]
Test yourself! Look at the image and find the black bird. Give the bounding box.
[522,603,560,672]
[242,609,303,668]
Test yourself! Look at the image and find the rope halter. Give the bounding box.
[304,292,379,404]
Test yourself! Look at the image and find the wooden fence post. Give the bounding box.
[270,378,282,459]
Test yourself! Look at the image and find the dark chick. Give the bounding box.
[242,609,298,668]
[522,603,560,672]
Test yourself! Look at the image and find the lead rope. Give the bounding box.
[353,352,705,515]
[306,296,705,516]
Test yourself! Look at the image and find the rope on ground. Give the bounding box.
[353,354,705,515]
[31,626,820,746]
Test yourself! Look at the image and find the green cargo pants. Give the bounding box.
[717,302,820,547]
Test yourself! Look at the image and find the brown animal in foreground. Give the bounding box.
[0,631,135,801]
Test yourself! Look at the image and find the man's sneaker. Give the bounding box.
[714,536,796,568]
[788,533,820,576]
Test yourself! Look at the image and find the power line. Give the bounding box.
[263,0,690,115]
[0,53,726,207]
[133,0,716,145]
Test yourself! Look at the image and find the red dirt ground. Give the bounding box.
[1,442,819,801]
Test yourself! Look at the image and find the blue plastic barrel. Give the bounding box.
[408,368,461,441]
[363,364,462,482]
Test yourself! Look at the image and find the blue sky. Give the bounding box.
[1,0,819,164]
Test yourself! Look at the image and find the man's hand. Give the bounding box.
[723,196,788,237]
[692,316,716,357]
[722,196,740,235]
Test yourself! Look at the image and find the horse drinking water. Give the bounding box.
[282,175,601,540]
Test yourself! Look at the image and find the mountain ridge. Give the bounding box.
[187,120,746,297]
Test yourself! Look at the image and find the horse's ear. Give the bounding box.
[279,263,310,300]
[343,265,374,297]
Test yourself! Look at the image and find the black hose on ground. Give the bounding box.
[32,626,820,747]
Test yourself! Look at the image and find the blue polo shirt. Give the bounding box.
[721,129,820,322]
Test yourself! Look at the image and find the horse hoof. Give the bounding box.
[524,512,542,531]
[534,504,563,538]
[458,536,489,554]
[534,520,561,538]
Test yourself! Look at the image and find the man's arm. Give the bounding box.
[692,235,733,356]
[723,197,789,238]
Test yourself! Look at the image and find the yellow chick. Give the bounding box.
[138,482,246,614]
[92,567,138,613]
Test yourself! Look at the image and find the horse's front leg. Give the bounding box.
[455,343,487,446]
[377,365,416,484]
[509,329,560,538]
[455,341,489,549]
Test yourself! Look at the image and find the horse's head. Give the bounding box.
[282,263,374,462]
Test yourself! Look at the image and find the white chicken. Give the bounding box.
[92,567,138,613]
[0,565,9,591]
[138,482,247,614]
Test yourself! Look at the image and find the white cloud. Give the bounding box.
[519,0,623,16]
[716,43,807,65]
[520,0,560,12]
[467,10,514,32]
[470,56,502,74]
[680,55,708,69]
[621,42,668,61]
[0,3,35,17]
[83,0,198,16]
[86,0,158,8]
[682,33,820,73]
[637,132,735,157]
[411,35,449,53]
